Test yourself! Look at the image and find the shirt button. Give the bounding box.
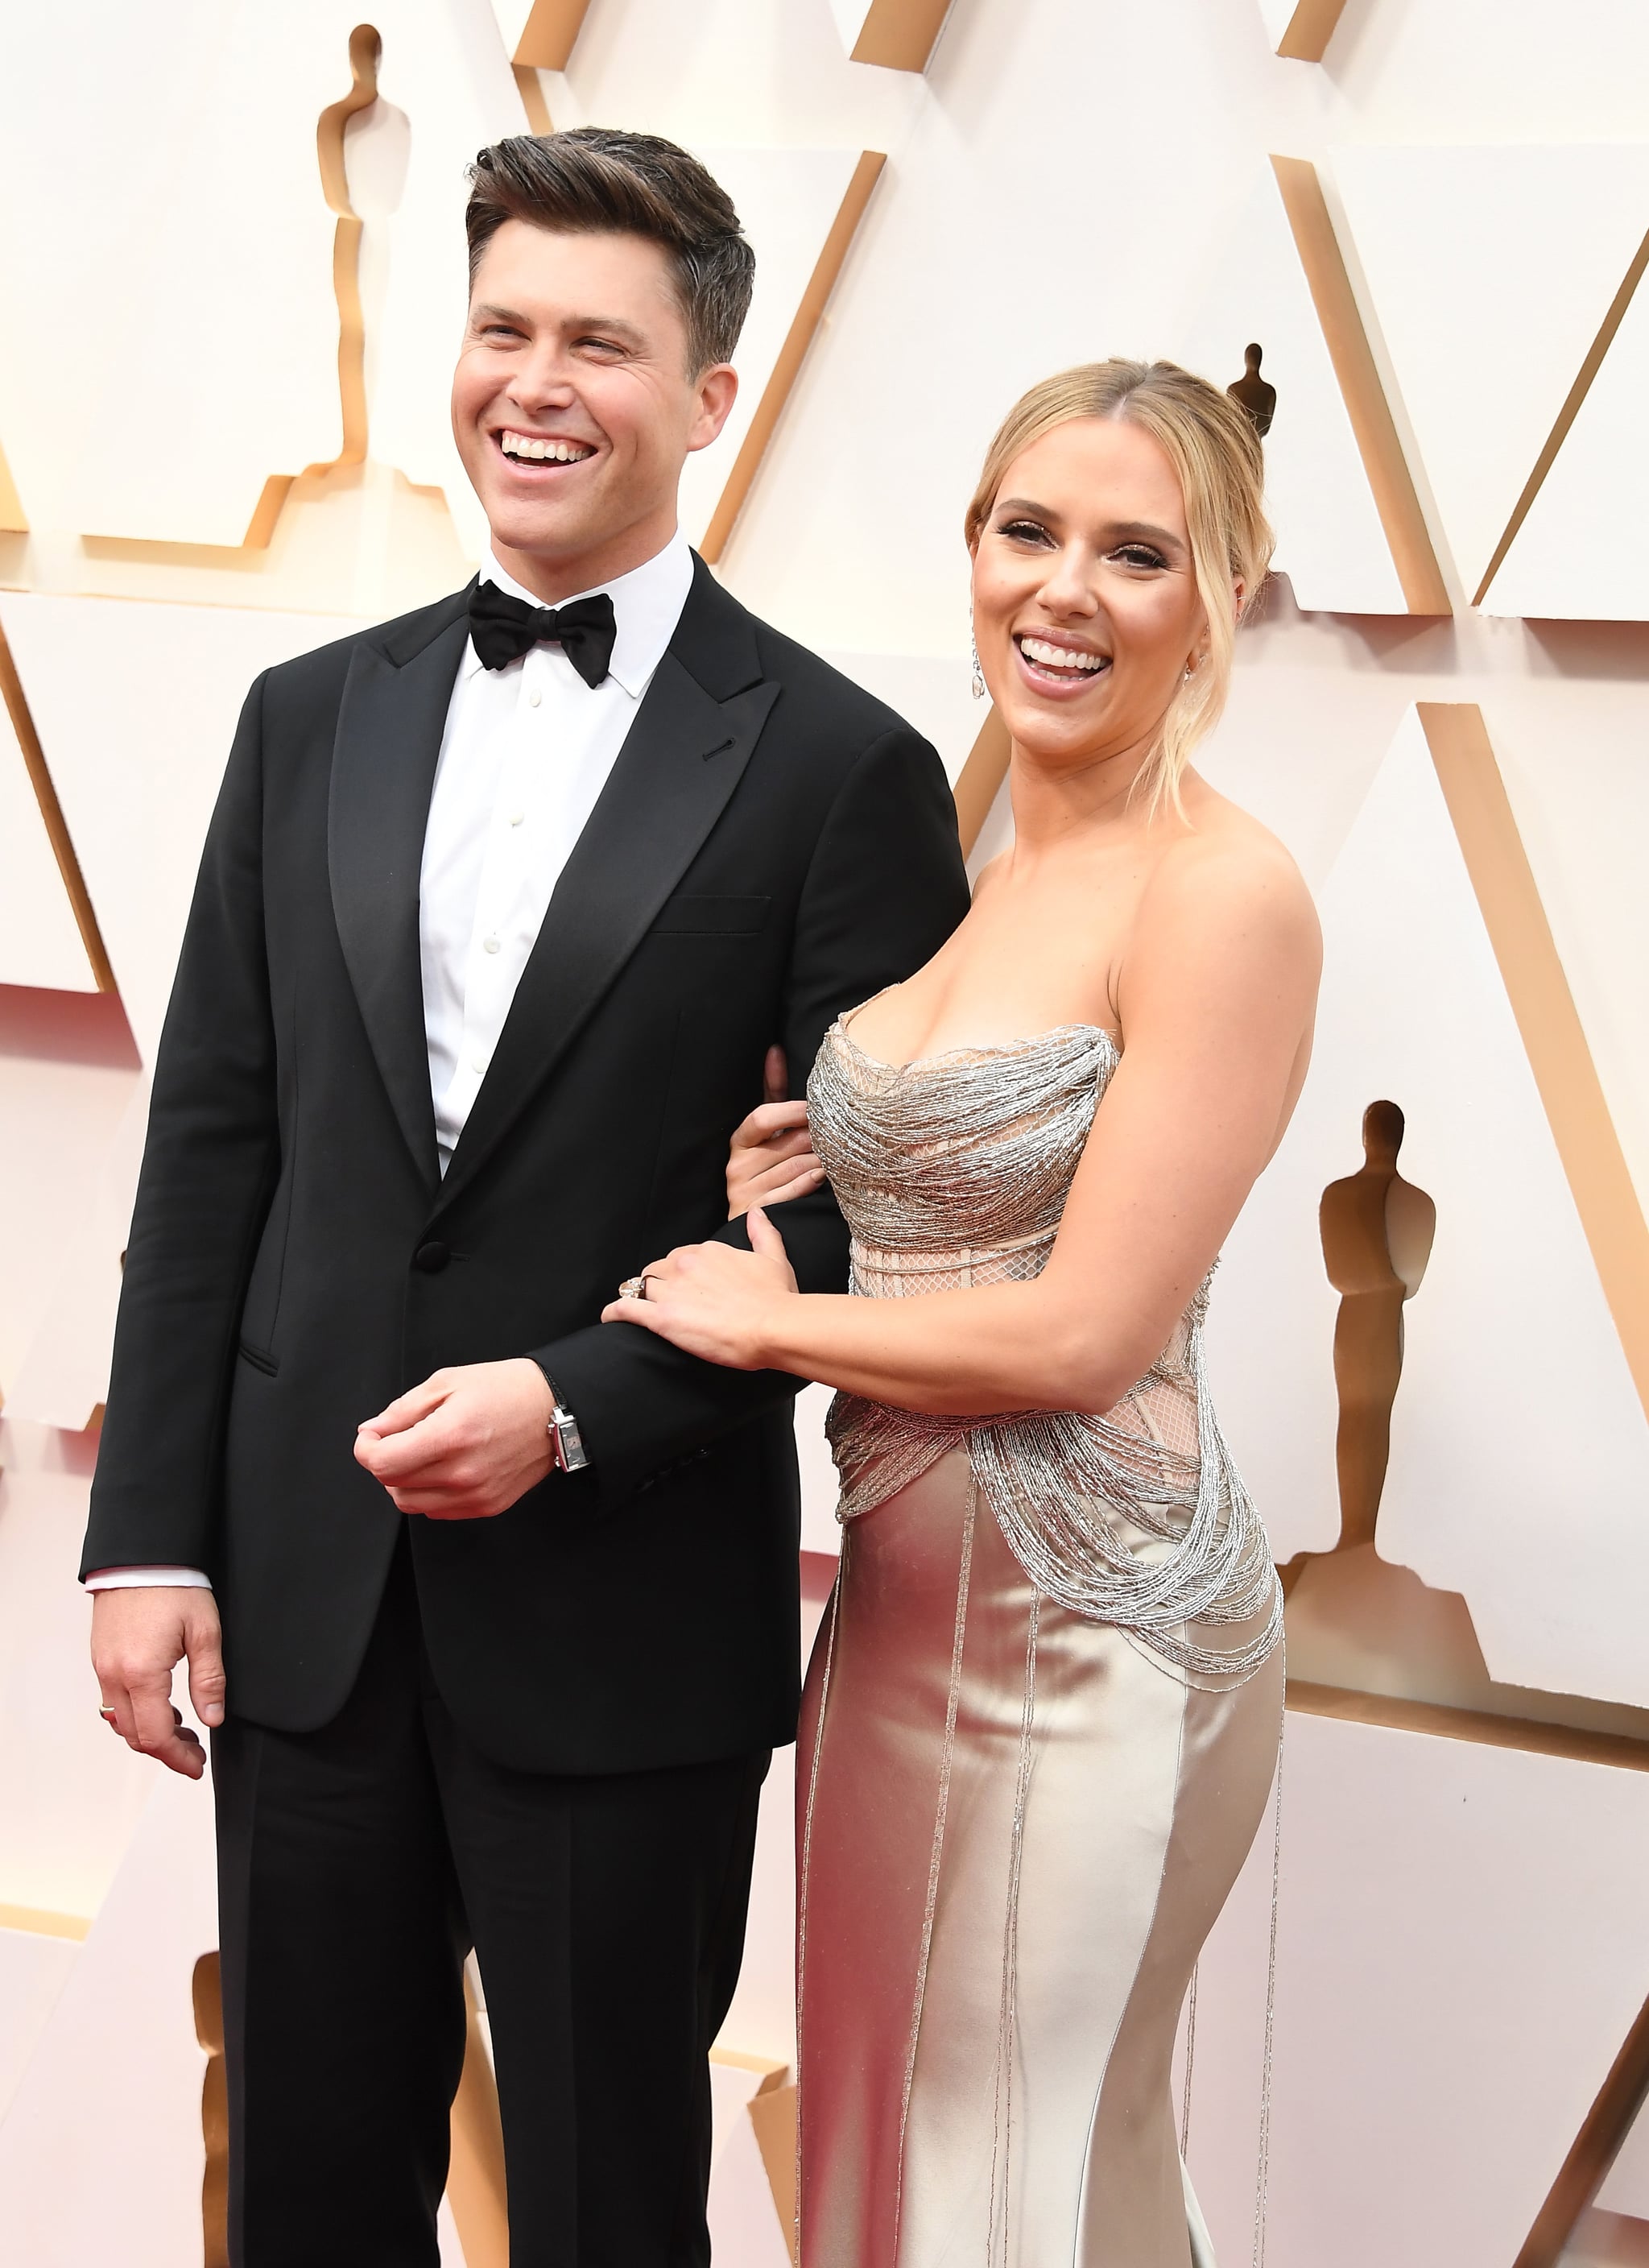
[483,936,501,954]
[508,812,525,827]
[471,1053,487,1073]
[529,689,542,708]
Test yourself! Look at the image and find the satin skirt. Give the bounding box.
[796,1451,1283,2267]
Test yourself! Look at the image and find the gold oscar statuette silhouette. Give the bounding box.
[1226,341,1277,437]
[1320,1099,1436,1554]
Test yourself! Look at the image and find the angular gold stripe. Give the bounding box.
[0,1902,92,1940]
[1474,221,1649,607]
[510,0,593,72]
[952,707,1010,859]
[513,63,553,135]
[0,437,27,533]
[1511,1991,1649,2268]
[0,623,116,992]
[847,0,957,72]
[1418,702,1649,1423]
[1270,155,1450,615]
[446,1973,509,2268]
[701,153,886,565]
[1271,0,1349,63]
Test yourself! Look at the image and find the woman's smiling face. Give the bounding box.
[970,416,1211,779]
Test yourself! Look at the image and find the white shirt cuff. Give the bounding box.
[85,1566,213,1591]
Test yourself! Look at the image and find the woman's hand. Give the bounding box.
[726,1044,824,1219]
[601,1206,799,1368]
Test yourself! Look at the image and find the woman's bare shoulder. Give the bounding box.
[1129,784,1320,999]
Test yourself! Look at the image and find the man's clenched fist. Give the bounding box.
[354,1357,556,1520]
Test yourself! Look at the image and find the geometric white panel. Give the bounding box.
[1207,709,1649,1706]
[1171,163,1409,615]
[0,2,340,547]
[353,0,535,564]
[1333,146,1649,603]
[0,697,98,992]
[0,1929,80,2130]
[0,1,527,553]
[1183,1711,1649,2268]
[0,1033,138,1403]
[1487,241,1649,620]
[0,1442,153,1920]
[0,1764,217,2268]
[708,2055,793,2268]
[0,595,367,1064]
[676,148,879,553]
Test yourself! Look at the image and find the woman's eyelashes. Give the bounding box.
[992,521,1168,574]
[997,516,1054,547]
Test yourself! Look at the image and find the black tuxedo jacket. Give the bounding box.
[82,559,969,1773]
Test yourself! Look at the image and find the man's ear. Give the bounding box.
[686,363,739,454]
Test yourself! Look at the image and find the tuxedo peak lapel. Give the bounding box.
[433,650,779,1213]
[672,555,764,701]
[329,602,471,1189]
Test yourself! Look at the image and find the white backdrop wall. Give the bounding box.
[2,3,1649,2264]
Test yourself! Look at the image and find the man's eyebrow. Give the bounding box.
[469,303,647,346]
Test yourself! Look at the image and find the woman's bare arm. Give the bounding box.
[607,838,1320,1416]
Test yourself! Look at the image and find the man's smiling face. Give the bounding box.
[451,220,738,603]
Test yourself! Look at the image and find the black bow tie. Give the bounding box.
[468,582,618,688]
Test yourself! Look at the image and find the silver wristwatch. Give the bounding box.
[543,1377,589,1473]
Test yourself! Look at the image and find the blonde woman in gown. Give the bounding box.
[604,360,1322,2266]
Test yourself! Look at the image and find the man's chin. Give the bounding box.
[479,509,595,569]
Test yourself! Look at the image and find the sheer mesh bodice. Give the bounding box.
[806,1012,1281,1681]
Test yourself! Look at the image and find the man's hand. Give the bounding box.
[92,1587,225,1779]
[354,1357,556,1520]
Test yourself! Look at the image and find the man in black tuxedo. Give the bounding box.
[83,128,968,2266]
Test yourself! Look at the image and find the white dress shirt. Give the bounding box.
[87,532,693,1592]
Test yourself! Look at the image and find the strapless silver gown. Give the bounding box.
[796,1017,1284,2267]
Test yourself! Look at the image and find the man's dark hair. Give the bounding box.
[465,128,755,373]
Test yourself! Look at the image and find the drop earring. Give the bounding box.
[970,628,986,701]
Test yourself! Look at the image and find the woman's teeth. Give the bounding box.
[499,433,594,463]
[1019,635,1109,677]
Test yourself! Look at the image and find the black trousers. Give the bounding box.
[212,1540,769,2267]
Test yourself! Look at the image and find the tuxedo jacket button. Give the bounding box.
[413,1240,450,1274]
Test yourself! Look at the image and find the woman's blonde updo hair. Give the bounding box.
[965,358,1274,810]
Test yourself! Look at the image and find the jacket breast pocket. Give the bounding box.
[647,895,771,936]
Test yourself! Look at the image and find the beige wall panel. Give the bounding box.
[1486,257,1649,619]
[0,596,366,1065]
[0,1750,217,2266]
[1179,1711,1649,2267]
[5,1081,150,1431]
[0,1430,153,1922]
[1206,708,1649,1706]
[707,2055,794,2266]
[0,4,342,548]
[355,0,535,565]
[0,699,99,991]
[0,1929,79,2129]
[1170,163,1414,615]
[0,1034,138,1401]
[1332,146,1649,605]
[676,148,882,555]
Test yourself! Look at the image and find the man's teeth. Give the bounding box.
[1019,635,1108,673]
[500,434,593,463]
